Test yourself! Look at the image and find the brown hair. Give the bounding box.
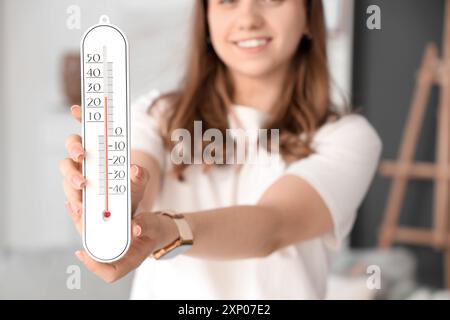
[153,0,344,180]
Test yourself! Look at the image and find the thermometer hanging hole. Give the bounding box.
[99,15,110,24]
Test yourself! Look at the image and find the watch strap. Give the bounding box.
[151,210,194,260]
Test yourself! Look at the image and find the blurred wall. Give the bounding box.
[351,0,446,287]
[0,0,6,247]
[324,0,355,108]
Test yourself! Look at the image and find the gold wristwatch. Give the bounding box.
[151,210,194,260]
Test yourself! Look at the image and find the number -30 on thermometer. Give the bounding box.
[80,15,131,263]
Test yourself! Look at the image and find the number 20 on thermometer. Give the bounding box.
[80,16,131,262]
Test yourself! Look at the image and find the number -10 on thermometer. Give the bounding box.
[80,15,131,263]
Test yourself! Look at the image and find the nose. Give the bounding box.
[235,0,264,31]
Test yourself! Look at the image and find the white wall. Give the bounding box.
[324,0,355,108]
[0,0,6,248]
[1,0,353,250]
[3,0,79,249]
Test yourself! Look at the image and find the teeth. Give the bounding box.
[236,39,269,48]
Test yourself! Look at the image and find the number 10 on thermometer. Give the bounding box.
[80,15,131,263]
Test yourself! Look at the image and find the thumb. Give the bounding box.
[132,212,160,243]
[130,164,150,214]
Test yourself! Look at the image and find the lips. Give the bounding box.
[232,37,272,52]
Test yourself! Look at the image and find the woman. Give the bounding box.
[60,0,382,299]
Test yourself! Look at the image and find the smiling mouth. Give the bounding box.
[233,37,272,50]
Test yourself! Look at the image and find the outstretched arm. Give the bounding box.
[183,175,333,260]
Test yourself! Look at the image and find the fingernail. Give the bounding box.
[71,175,85,189]
[70,144,84,162]
[71,202,82,215]
[65,201,73,215]
[70,105,78,113]
[133,224,142,237]
[75,251,83,261]
[132,165,141,179]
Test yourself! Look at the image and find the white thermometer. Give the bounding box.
[80,15,131,263]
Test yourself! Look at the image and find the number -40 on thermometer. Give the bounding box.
[80,15,131,263]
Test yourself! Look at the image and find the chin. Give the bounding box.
[227,61,279,79]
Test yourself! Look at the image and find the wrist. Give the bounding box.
[155,213,179,251]
[151,210,195,260]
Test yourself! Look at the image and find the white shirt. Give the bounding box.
[129,89,383,299]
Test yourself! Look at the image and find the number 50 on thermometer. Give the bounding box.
[80,16,131,263]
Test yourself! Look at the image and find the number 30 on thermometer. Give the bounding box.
[80,15,131,263]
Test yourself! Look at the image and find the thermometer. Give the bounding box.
[80,15,131,263]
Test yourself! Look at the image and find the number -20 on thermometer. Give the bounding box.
[80,15,131,263]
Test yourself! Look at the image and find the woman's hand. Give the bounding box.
[74,210,175,283]
[59,105,175,283]
[60,105,150,219]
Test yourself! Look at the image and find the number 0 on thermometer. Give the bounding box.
[80,15,131,263]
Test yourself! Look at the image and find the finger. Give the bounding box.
[132,212,158,241]
[65,135,84,163]
[59,158,85,190]
[64,200,82,235]
[75,223,156,283]
[60,159,83,235]
[75,251,118,283]
[71,105,82,123]
[76,244,143,284]
[130,164,150,213]
[131,164,149,194]
[106,233,156,282]
[63,177,82,208]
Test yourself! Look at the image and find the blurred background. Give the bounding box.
[0,0,449,299]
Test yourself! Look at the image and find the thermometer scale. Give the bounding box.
[80,15,131,262]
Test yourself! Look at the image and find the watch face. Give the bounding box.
[160,243,192,260]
